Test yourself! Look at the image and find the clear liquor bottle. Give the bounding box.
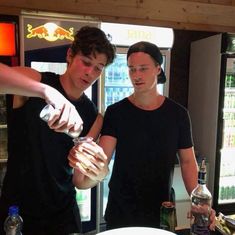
[190,159,212,235]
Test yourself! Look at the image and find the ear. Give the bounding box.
[156,64,162,76]
[66,48,73,64]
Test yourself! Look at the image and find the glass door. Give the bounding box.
[25,45,96,232]
[219,57,235,205]
[98,48,131,232]
[97,47,171,232]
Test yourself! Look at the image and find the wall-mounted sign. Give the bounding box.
[101,22,174,48]
[0,23,16,56]
[26,22,74,42]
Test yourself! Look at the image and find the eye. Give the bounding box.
[128,67,136,73]
[82,60,92,67]
[139,67,148,72]
[94,66,103,73]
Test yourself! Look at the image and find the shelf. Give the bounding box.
[218,198,235,204]
[223,108,235,113]
[0,124,7,129]
[219,175,235,180]
[223,127,235,132]
[0,159,7,163]
[225,87,235,92]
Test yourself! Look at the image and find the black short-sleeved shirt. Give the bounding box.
[101,97,193,229]
[0,72,98,233]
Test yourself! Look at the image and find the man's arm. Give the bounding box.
[179,147,216,230]
[178,147,198,195]
[0,63,44,97]
[0,63,83,134]
[86,113,104,141]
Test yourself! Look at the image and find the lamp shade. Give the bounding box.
[0,23,16,56]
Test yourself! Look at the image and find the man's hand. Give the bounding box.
[68,140,109,182]
[43,85,83,135]
[188,207,216,231]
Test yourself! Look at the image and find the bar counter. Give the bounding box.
[96,227,222,235]
[176,228,221,235]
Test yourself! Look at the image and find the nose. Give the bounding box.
[84,66,93,77]
[133,76,141,82]
[132,71,141,81]
[132,69,142,78]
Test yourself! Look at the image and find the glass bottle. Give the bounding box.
[190,159,212,235]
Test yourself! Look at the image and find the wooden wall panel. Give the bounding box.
[0,0,235,32]
[169,29,218,107]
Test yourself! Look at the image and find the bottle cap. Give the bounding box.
[9,206,19,216]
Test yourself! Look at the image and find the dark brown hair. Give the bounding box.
[70,26,116,66]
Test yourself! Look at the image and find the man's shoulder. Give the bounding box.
[165,97,188,113]
[107,98,129,109]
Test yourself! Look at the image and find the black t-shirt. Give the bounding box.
[0,72,98,232]
[101,97,193,228]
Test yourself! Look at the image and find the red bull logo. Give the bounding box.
[26,22,74,42]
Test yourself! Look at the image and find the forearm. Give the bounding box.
[0,63,46,98]
[72,168,108,189]
[178,148,198,195]
[181,159,198,195]
[86,113,103,141]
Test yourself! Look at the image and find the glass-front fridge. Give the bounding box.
[25,53,95,232]
[20,14,101,233]
[188,33,235,215]
[97,46,171,232]
[218,59,235,206]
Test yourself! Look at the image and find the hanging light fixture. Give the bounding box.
[0,22,16,56]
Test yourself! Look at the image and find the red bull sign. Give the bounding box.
[26,22,74,42]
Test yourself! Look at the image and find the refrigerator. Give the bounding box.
[21,17,174,232]
[97,45,172,232]
[24,45,97,233]
[21,14,100,233]
[188,33,235,215]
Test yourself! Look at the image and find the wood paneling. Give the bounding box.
[169,29,218,107]
[0,0,235,32]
